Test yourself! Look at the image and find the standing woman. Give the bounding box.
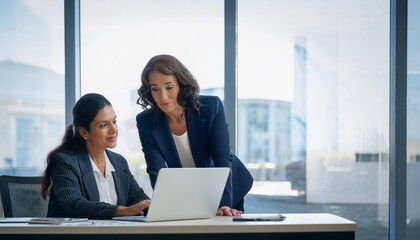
[41,93,150,219]
[136,54,253,216]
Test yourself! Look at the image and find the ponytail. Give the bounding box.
[41,93,111,199]
[41,124,85,199]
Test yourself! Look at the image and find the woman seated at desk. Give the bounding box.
[41,93,151,219]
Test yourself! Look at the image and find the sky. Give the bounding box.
[0,0,64,74]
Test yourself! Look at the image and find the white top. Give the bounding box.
[172,131,196,167]
[89,153,118,205]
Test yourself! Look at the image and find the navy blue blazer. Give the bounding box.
[136,95,253,208]
[47,149,150,219]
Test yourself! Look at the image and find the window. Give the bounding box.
[81,0,224,194]
[2,1,416,239]
[407,1,420,239]
[238,1,389,239]
[0,0,64,176]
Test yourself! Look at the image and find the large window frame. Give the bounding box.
[63,0,408,239]
[389,1,407,240]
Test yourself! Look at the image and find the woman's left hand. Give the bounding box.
[216,206,244,216]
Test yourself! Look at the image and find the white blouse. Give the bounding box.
[89,153,118,205]
[172,131,196,168]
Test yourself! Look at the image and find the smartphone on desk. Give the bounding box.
[232,214,286,222]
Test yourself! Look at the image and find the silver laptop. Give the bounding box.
[113,167,230,222]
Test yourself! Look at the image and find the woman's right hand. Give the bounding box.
[216,206,243,216]
[116,200,151,216]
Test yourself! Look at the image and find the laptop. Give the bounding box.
[113,167,230,222]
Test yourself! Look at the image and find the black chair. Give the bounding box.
[0,175,48,217]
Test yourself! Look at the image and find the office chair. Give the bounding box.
[0,175,48,217]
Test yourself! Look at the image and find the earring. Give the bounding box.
[84,136,88,140]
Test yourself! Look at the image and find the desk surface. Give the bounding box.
[0,213,355,235]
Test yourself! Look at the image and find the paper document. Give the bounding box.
[28,217,89,224]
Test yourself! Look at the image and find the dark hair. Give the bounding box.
[136,54,200,114]
[41,93,112,199]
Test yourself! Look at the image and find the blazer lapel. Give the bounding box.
[78,153,100,202]
[186,111,206,167]
[107,150,127,205]
[151,115,182,167]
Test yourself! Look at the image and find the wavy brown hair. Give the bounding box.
[136,54,200,114]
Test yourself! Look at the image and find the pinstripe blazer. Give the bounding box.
[136,95,253,208]
[47,149,150,219]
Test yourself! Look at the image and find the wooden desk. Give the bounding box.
[0,213,356,240]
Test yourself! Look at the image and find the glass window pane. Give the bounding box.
[0,0,65,176]
[80,0,224,195]
[407,1,420,239]
[238,1,389,240]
